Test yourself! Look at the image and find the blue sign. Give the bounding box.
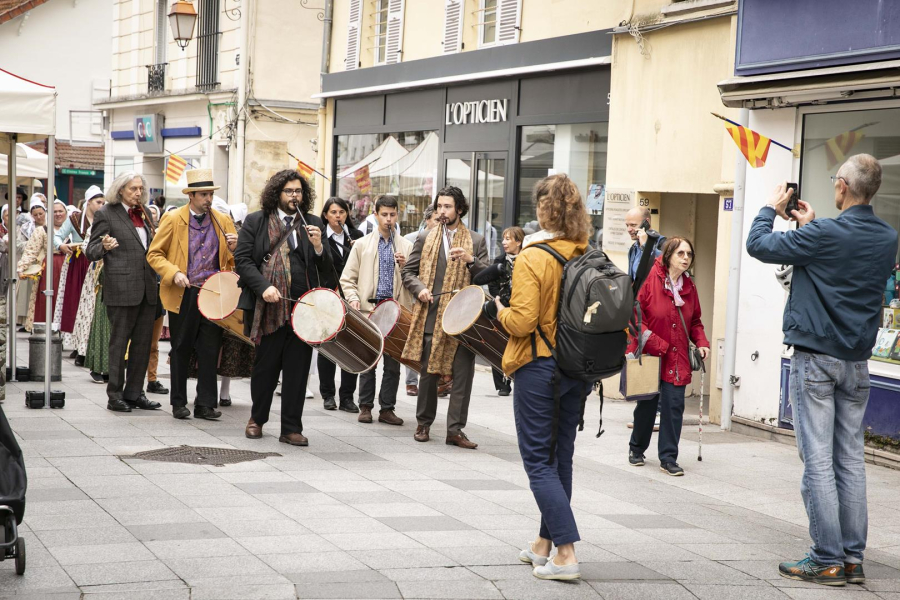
[724,198,734,212]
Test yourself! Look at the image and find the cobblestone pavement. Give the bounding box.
[2,335,900,599]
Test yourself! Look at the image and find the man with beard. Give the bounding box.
[401,186,488,448]
[235,170,334,446]
[147,169,237,420]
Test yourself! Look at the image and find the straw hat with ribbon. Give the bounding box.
[182,168,220,194]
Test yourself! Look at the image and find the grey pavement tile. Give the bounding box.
[396,579,504,599]
[0,565,78,595]
[48,542,156,566]
[235,534,337,555]
[453,514,540,530]
[126,521,227,542]
[779,589,884,599]
[288,569,392,583]
[26,499,103,517]
[81,590,190,600]
[442,479,524,491]
[602,542,704,562]
[377,516,473,532]
[579,561,672,581]
[62,559,179,586]
[190,583,298,600]
[164,555,278,585]
[34,526,139,548]
[306,478,391,492]
[326,491,417,505]
[322,531,424,551]
[15,429,86,440]
[193,505,289,523]
[492,578,603,600]
[215,471,297,484]
[26,487,89,502]
[293,580,402,599]
[641,527,741,544]
[311,452,389,462]
[269,551,371,575]
[407,529,513,549]
[95,494,188,513]
[639,559,758,584]
[436,546,527,566]
[679,543,786,561]
[281,503,367,520]
[684,583,793,600]
[145,538,251,559]
[598,514,698,529]
[234,480,318,494]
[77,581,189,593]
[380,566,482,582]
[214,519,312,538]
[354,502,444,518]
[350,547,461,570]
[26,511,121,531]
[0,593,81,600]
[48,455,137,476]
[111,508,210,527]
[587,581,701,600]
[299,517,395,535]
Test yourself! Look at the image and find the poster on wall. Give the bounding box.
[602,188,634,253]
[586,184,605,214]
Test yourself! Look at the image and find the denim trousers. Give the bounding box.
[790,350,870,566]
[513,357,587,546]
[629,381,686,464]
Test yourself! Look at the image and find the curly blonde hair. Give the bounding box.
[533,174,591,243]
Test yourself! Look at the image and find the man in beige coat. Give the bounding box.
[340,195,413,425]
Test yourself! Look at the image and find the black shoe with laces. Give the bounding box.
[323,397,337,410]
[90,371,104,384]
[147,380,168,394]
[194,406,222,420]
[628,451,645,466]
[660,462,685,476]
[172,406,190,419]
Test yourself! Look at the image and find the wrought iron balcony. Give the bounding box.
[147,63,167,94]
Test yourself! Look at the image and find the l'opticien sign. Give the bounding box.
[445,99,508,126]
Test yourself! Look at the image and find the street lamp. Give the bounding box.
[168,0,198,51]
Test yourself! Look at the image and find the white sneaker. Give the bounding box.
[533,556,580,580]
[305,387,314,399]
[518,543,549,566]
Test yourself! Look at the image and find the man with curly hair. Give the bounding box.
[235,170,335,446]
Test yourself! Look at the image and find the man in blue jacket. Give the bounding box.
[746,154,898,587]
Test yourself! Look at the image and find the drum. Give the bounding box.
[216,310,253,345]
[369,299,420,374]
[441,285,509,373]
[197,271,241,320]
[291,288,384,374]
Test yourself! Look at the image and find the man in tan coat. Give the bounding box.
[340,195,412,425]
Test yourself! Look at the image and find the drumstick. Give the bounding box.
[277,292,314,307]
[431,289,460,297]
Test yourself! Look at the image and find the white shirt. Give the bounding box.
[277,208,322,255]
[327,226,346,257]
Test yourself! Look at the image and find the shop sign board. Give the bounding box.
[602,188,634,253]
[134,114,164,153]
[60,168,96,176]
[445,99,508,126]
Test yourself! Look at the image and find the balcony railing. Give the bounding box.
[147,63,167,94]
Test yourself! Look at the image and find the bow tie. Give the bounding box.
[128,205,144,228]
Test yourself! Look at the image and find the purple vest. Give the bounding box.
[187,212,219,285]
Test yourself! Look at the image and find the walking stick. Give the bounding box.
[698,369,704,462]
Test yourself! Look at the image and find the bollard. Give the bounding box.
[28,324,62,382]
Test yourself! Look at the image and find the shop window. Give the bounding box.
[335,131,438,235]
[801,108,900,361]
[517,123,607,248]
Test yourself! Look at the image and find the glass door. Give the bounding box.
[443,151,506,261]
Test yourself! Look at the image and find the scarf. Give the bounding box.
[128,205,144,227]
[402,221,473,374]
[666,273,686,307]
[250,213,292,344]
[522,229,560,249]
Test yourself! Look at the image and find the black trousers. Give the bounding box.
[106,298,156,402]
[317,353,358,402]
[167,287,223,408]
[250,324,312,435]
[359,353,401,410]
[629,382,686,464]
[492,367,510,391]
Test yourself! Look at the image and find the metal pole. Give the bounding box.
[720,107,749,430]
[44,136,55,404]
[316,0,334,199]
[233,0,250,205]
[7,133,17,380]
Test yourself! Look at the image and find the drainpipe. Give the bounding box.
[233,0,251,205]
[316,0,334,201]
[720,107,749,430]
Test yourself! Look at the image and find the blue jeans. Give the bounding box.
[790,350,870,566]
[629,382,686,464]
[513,357,588,546]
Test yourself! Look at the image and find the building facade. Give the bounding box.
[720,0,900,449]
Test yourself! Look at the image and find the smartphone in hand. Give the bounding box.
[786,183,800,216]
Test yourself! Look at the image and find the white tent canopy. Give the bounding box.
[0,143,50,182]
[338,136,409,179]
[0,67,56,144]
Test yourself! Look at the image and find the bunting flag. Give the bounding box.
[165,154,187,184]
[354,165,372,194]
[725,122,772,169]
[296,159,315,180]
[825,130,866,170]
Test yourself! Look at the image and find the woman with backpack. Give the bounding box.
[494,174,593,581]
[628,236,710,476]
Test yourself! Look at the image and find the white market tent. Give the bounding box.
[0,143,50,183]
[1,67,57,398]
[337,135,409,179]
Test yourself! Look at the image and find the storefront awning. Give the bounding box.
[718,59,900,109]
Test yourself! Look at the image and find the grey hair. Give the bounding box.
[422,205,435,220]
[105,171,149,206]
[838,154,882,203]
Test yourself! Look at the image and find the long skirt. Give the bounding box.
[52,257,70,328]
[72,265,98,357]
[28,253,65,330]
[60,252,88,333]
[85,282,110,374]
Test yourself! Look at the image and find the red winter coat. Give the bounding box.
[628,257,710,386]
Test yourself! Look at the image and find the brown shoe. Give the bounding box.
[414,425,430,442]
[278,432,309,446]
[358,406,373,423]
[446,431,478,449]
[406,384,418,396]
[245,419,262,439]
[437,379,452,397]
[378,410,403,426]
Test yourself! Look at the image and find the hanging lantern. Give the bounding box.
[168,0,198,51]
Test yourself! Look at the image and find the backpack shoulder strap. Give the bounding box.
[531,243,567,266]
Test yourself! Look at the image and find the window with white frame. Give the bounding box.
[372,0,389,64]
[479,0,498,47]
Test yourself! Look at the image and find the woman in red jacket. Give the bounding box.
[628,236,710,476]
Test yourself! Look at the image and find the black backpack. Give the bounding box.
[530,244,633,461]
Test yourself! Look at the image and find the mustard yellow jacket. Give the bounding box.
[147,205,236,313]
[497,237,588,376]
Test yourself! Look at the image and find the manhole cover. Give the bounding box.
[124,445,281,466]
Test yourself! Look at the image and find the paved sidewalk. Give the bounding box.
[2,335,900,599]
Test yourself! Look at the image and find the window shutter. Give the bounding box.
[497,0,521,45]
[384,0,405,65]
[346,0,363,71]
[442,0,463,54]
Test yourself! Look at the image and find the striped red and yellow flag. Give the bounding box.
[296,159,315,180]
[725,123,771,168]
[825,131,865,170]
[165,154,187,184]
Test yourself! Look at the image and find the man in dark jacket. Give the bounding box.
[234,170,334,446]
[746,154,898,587]
[625,207,666,281]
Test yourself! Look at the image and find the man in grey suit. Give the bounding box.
[85,172,162,413]
[402,187,488,449]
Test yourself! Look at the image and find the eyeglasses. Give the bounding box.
[830,175,849,186]
[282,189,303,196]
[675,250,694,258]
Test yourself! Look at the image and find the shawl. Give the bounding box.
[249,212,292,344]
[402,221,473,374]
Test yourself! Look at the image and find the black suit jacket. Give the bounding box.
[85,203,158,307]
[234,210,335,334]
[326,227,364,276]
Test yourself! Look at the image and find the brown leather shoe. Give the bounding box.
[437,379,452,397]
[446,431,478,449]
[406,384,418,396]
[414,425,430,442]
[279,432,309,446]
[378,410,403,426]
[245,419,262,439]
[358,406,373,423]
